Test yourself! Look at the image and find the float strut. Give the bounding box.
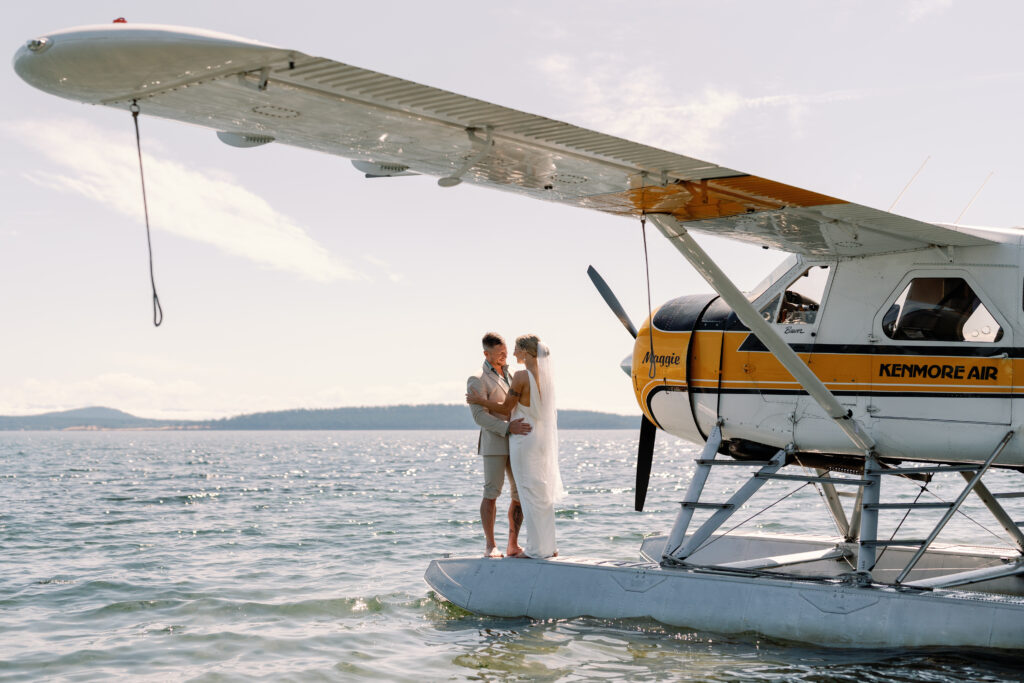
[662,422,722,559]
[856,455,882,576]
[895,431,1015,584]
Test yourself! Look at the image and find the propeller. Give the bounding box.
[586,265,658,511]
[587,266,638,338]
[635,414,657,511]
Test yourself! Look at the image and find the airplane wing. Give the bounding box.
[14,24,996,257]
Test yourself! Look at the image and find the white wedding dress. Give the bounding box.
[508,345,565,558]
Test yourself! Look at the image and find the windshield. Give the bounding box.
[746,253,799,303]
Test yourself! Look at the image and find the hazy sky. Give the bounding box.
[4,1,1023,419]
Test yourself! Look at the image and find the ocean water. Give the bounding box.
[1,429,1023,681]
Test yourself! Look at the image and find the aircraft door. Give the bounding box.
[870,273,1011,426]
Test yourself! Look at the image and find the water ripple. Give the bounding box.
[1,430,1022,680]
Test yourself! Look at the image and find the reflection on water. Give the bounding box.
[1,430,1022,681]
[433,609,1024,682]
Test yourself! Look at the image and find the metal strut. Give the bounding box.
[644,213,875,455]
[662,423,789,563]
[815,468,852,540]
[893,430,1015,584]
[964,474,1024,554]
[438,126,492,187]
[662,422,723,559]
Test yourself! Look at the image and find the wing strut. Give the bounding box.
[645,213,875,454]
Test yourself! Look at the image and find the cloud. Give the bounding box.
[361,254,404,283]
[309,379,464,408]
[905,0,953,22]
[0,373,467,420]
[6,118,362,283]
[535,55,875,158]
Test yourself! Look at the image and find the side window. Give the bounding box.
[777,266,829,324]
[883,277,1002,343]
[759,294,780,322]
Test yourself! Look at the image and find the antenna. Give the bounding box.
[955,171,994,225]
[888,156,930,212]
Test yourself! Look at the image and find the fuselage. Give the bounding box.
[632,235,1024,466]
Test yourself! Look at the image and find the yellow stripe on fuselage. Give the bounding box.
[631,328,1015,416]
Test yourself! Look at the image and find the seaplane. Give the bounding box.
[14,22,1024,650]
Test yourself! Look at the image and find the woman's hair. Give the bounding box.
[514,334,540,357]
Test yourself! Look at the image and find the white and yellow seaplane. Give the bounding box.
[15,23,1024,650]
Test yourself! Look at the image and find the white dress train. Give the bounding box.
[509,361,564,558]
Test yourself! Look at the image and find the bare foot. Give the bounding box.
[507,552,531,559]
[485,546,503,558]
[506,545,524,557]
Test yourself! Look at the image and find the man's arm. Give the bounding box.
[468,377,511,437]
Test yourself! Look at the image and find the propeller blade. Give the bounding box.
[587,265,638,339]
[586,265,655,509]
[635,415,657,511]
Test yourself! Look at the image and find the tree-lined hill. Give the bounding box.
[0,405,639,430]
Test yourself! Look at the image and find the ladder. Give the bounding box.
[662,424,867,564]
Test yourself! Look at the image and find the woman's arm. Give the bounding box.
[466,371,527,417]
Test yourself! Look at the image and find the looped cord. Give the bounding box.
[641,213,655,379]
[130,100,164,327]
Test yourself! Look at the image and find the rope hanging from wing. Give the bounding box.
[130,100,164,327]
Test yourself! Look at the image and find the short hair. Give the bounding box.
[515,334,540,357]
[482,332,505,350]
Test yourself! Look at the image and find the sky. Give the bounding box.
[3,0,1024,419]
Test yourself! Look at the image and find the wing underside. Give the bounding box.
[14,24,996,257]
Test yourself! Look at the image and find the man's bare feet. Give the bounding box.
[506,545,524,557]
[485,546,503,558]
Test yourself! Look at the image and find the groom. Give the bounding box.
[468,332,530,558]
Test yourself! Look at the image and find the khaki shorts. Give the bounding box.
[482,454,519,501]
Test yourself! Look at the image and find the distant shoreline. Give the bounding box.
[0,404,641,431]
[52,426,634,432]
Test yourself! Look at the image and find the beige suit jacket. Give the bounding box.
[468,362,511,455]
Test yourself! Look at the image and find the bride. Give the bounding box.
[467,334,565,558]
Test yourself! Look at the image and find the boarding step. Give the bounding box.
[680,502,734,510]
[715,547,850,571]
[879,465,980,475]
[755,473,871,486]
[863,502,954,510]
[695,459,774,467]
[860,539,927,547]
[903,561,1024,589]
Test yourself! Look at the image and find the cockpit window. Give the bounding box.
[883,277,1002,343]
[747,254,799,302]
[759,294,781,322]
[777,266,829,324]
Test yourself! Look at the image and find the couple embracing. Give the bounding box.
[466,332,565,559]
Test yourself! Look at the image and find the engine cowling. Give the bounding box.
[631,294,741,444]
